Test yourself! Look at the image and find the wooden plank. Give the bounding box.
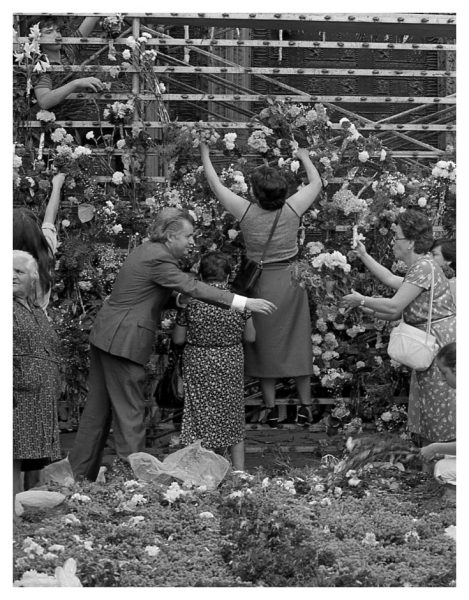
[64,92,456,104]
[25,120,455,132]
[16,13,456,25]
[15,37,457,52]
[37,65,455,77]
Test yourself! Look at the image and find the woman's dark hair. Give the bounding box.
[13,208,54,294]
[199,251,231,282]
[432,238,456,273]
[250,166,288,210]
[437,342,456,370]
[397,209,434,254]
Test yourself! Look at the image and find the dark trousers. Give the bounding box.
[68,344,147,481]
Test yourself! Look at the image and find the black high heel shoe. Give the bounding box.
[296,405,312,426]
[266,405,279,428]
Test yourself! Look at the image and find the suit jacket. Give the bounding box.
[90,242,235,365]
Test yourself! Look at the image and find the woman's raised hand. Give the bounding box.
[245,298,277,315]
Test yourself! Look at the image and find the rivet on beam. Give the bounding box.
[433,98,440,102]
[436,44,443,49]
[388,43,395,48]
[166,67,174,71]
[222,13,229,17]
[422,125,429,129]
[159,39,166,44]
[274,13,281,18]
[421,18,429,23]
[445,71,452,76]
[397,17,405,22]
[421,71,427,76]
[104,93,112,98]
[195,67,202,71]
[289,41,296,46]
[273,68,280,73]
[198,13,205,17]
[222,123,229,127]
[92,122,99,127]
[412,44,420,49]
[324,15,331,20]
[360,97,367,101]
[245,67,252,72]
[310,96,318,101]
[80,38,88,43]
[348,70,355,74]
[395,70,403,74]
[408,98,415,102]
[234,95,240,100]
[211,40,218,45]
[348,15,355,20]
[446,124,454,129]
[237,40,244,45]
[447,18,455,23]
[372,70,379,74]
[337,42,344,47]
[335,97,342,101]
[397,124,404,129]
[297,69,304,73]
[374,124,381,129]
[185,39,193,44]
[170,13,178,16]
[221,68,228,72]
[65,121,73,127]
[249,13,256,18]
[321,69,329,74]
[385,97,392,102]
[208,95,214,99]
[313,41,320,46]
[263,41,270,45]
[182,94,188,99]
[373,16,380,21]
[362,42,369,47]
[299,15,306,19]
[285,96,291,101]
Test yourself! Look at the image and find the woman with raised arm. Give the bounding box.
[200,143,322,426]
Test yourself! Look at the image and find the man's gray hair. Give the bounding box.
[148,207,195,243]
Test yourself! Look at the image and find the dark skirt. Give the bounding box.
[244,262,313,378]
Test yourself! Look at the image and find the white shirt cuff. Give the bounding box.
[231,294,247,311]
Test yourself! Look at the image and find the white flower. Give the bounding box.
[127,516,145,526]
[278,157,285,168]
[124,480,142,488]
[348,477,361,487]
[85,131,95,140]
[306,241,324,256]
[374,356,383,365]
[199,511,215,519]
[362,532,379,546]
[61,513,81,525]
[290,160,300,173]
[48,545,65,553]
[112,171,125,185]
[228,490,244,499]
[51,128,67,143]
[130,494,147,505]
[36,110,56,123]
[404,530,420,543]
[70,493,91,503]
[320,497,331,506]
[145,545,160,557]
[72,146,92,159]
[13,154,22,169]
[417,197,427,207]
[83,541,94,551]
[314,484,325,492]
[122,49,131,60]
[358,150,369,163]
[381,411,392,422]
[164,482,186,503]
[356,361,366,369]
[333,486,343,498]
[112,224,123,235]
[43,552,58,561]
[126,35,138,49]
[312,365,321,376]
[311,333,323,345]
[227,228,238,240]
[380,149,387,161]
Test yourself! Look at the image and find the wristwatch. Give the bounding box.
[359,297,366,307]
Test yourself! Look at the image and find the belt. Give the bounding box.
[411,314,455,326]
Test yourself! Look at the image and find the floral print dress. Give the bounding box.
[177,283,250,449]
[404,256,456,442]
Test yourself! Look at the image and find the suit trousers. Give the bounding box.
[69,344,147,481]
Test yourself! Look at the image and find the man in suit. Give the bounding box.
[69,207,276,480]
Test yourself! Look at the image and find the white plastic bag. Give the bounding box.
[129,441,230,489]
[15,490,65,513]
[42,456,75,487]
[14,558,82,587]
[387,321,438,370]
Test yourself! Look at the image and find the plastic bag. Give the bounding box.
[42,456,75,487]
[15,490,65,513]
[129,441,230,489]
[14,558,82,587]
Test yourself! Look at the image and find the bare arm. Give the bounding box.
[77,16,100,37]
[355,242,403,290]
[243,316,256,343]
[341,282,424,320]
[286,148,322,216]
[172,323,187,346]
[199,143,250,220]
[34,76,103,109]
[421,441,456,461]
[43,173,66,225]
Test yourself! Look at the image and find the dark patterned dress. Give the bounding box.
[13,300,62,462]
[177,283,250,449]
[403,256,456,442]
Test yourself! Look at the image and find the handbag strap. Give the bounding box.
[425,260,435,338]
[259,209,282,265]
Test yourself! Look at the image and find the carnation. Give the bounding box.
[85,131,95,140]
[358,150,369,163]
[13,154,22,168]
[112,224,123,234]
[51,128,67,143]
[417,197,427,207]
[122,49,131,60]
[306,241,324,256]
[112,171,125,185]
[116,139,126,150]
[36,110,56,123]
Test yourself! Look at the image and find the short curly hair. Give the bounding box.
[250,166,288,210]
[397,209,434,254]
[147,207,194,243]
[437,342,456,370]
[199,251,232,282]
[432,238,456,273]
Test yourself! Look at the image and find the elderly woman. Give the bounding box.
[13,251,62,500]
[341,209,456,446]
[200,143,322,426]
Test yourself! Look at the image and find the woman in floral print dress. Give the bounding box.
[172,252,256,471]
[341,209,456,444]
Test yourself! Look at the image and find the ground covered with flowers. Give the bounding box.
[13,436,455,588]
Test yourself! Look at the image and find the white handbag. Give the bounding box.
[387,261,439,371]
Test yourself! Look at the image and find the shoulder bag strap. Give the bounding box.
[425,261,435,340]
[259,209,282,265]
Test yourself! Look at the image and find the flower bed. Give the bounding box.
[13,436,455,587]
